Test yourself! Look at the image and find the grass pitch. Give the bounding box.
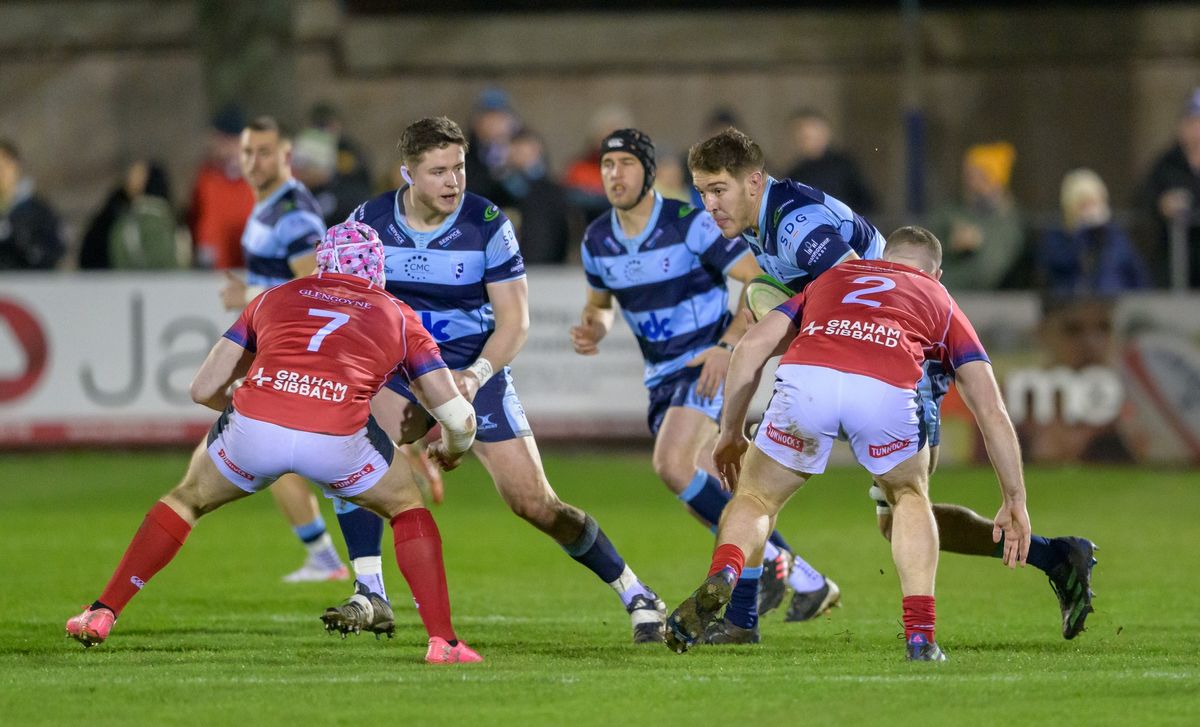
[0,450,1197,725]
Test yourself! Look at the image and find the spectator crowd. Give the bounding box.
[3,86,1200,297]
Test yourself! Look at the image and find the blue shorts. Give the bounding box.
[917,360,952,447]
[646,366,723,436]
[384,365,531,443]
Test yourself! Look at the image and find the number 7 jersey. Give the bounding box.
[222,272,447,435]
[773,259,990,390]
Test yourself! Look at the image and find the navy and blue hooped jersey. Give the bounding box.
[582,193,751,388]
[744,177,886,291]
[242,178,326,288]
[349,189,525,369]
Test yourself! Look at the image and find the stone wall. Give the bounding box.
[1,1,1197,248]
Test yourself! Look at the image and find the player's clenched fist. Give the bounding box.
[570,307,607,355]
[426,440,465,472]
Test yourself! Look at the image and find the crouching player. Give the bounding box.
[665,226,1031,661]
[66,222,482,664]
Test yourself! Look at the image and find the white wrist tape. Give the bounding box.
[466,357,495,386]
[429,395,476,454]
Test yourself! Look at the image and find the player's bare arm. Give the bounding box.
[189,338,254,411]
[712,310,796,490]
[453,277,530,402]
[409,368,477,471]
[689,253,765,398]
[570,288,615,356]
[955,359,1032,568]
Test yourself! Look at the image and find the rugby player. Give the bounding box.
[688,130,1096,640]
[335,117,667,644]
[67,222,483,664]
[570,128,839,645]
[666,226,1029,661]
[217,115,348,584]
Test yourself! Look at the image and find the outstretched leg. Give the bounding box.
[67,442,251,647]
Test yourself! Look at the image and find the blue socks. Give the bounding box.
[726,565,762,629]
[563,514,626,584]
[678,470,794,552]
[335,502,384,559]
[293,516,327,544]
[997,534,1065,574]
[335,500,387,599]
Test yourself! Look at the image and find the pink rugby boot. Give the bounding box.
[66,606,116,648]
[424,636,483,664]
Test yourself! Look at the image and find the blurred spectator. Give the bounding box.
[654,151,691,204]
[466,87,520,206]
[1039,168,1148,297]
[308,101,373,223]
[79,161,180,270]
[1140,87,1200,287]
[563,104,635,220]
[188,104,254,269]
[700,106,742,140]
[0,139,64,270]
[499,128,572,263]
[784,108,876,216]
[928,142,1024,290]
[291,128,339,222]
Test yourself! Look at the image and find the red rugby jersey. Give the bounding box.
[222,272,446,435]
[773,259,989,390]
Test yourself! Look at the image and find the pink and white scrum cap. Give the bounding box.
[316,221,386,286]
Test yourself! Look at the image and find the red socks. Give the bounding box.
[902,595,937,643]
[391,508,455,642]
[97,501,192,616]
[708,543,746,579]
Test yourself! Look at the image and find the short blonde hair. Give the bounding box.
[884,225,943,269]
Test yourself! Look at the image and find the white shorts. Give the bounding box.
[205,408,394,498]
[754,364,924,477]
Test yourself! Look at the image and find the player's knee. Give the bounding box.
[506,490,559,527]
[651,452,694,493]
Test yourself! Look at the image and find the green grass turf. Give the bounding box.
[0,450,1197,725]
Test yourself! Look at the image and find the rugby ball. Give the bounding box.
[745,275,794,322]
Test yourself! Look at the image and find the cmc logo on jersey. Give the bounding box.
[403,254,432,280]
[0,298,49,403]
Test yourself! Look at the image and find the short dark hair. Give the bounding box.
[687,127,764,177]
[244,115,292,141]
[885,225,943,268]
[0,139,19,163]
[398,116,469,165]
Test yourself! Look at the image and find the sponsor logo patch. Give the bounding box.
[217,448,255,481]
[869,439,912,458]
[329,462,376,490]
[764,423,809,454]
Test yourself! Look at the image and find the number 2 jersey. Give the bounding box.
[773,259,990,390]
[222,272,447,435]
